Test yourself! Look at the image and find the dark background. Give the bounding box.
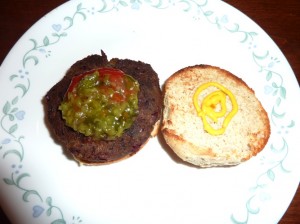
[1,0,299,223]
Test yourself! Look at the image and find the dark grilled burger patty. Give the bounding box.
[45,51,162,164]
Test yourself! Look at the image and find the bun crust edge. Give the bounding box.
[161,65,270,167]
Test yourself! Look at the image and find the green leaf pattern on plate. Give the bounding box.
[0,0,296,223]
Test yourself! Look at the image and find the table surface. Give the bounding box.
[0,0,299,223]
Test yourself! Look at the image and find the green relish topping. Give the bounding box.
[59,67,139,140]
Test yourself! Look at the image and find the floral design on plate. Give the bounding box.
[0,0,296,223]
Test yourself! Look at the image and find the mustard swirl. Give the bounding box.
[193,82,238,135]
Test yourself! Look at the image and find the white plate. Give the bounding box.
[1,0,299,223]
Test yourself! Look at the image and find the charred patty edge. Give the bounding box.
[44,51,162,164]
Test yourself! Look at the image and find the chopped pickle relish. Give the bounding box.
[59,67,139,140]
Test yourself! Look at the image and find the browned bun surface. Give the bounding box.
[161,65,270,167]
[45,51,162,165]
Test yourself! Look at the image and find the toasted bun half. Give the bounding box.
[161,65,270,167]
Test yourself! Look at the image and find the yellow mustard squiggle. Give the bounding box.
[193,82,238,135]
